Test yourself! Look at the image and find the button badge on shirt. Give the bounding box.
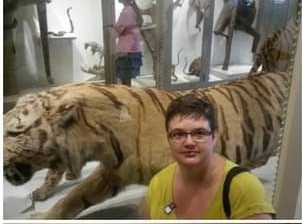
[164,202,176,215]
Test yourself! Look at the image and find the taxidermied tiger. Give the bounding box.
[3,71,291,218]
[3,1,300,218]
[249,8,301,74]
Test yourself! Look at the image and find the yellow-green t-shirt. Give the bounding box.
[146,160,275,219]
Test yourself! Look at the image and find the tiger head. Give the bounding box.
[4,86,133,187]
[3,93,59,185]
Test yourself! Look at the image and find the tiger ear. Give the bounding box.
[56,103,78,127]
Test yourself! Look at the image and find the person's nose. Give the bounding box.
[183,133,195,144]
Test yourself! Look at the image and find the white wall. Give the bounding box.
[172,1,203,74]
[47,0,103,82]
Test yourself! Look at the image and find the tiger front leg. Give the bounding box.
[31,165,121,219]
[65,168,81,181]
[32,168,65,201]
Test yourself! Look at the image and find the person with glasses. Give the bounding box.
[141,94,275,219]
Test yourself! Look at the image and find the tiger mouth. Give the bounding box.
[4,162,33,185]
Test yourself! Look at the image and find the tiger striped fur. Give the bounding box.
[4,71,289,218]
[249,1,301,75]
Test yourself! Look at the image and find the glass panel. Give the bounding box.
[133,0,158,87]
[170,0,215,87]
[3,0,301,218]
[4,0,104,111]
[4,0,300,95]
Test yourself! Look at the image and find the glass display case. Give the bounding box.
[3,0,301,219]
[99,0,300,90]
[4,0,300,96]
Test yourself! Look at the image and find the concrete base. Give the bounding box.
[211,64,252,80]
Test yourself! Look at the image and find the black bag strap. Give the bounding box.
[223,166,249,218]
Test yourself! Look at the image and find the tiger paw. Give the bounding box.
[65,170,80,181]
[32,188,50,201]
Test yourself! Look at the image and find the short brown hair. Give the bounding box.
[165,94,217,132]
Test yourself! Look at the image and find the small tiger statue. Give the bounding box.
[4,71,290,218]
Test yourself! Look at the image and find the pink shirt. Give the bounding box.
[113,5,141,53]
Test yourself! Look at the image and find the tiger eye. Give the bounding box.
[33,118,42,127]
[22,109,29,115]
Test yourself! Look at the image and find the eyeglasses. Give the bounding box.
[168,128,212,143]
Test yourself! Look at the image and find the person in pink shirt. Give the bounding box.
[113,0,143,86]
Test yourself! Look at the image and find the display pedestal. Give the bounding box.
[211,64,251,80]
[48,34,76,84]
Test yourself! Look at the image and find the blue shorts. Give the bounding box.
[116,52,143,80]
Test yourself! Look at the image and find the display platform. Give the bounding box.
[133,73,223,88]
[3,162,146,219]
[4,157,277,219]
[211,64,252,80]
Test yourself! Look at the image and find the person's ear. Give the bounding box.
[213,131,219,144]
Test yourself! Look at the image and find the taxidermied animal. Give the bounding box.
[189,0,209,31]
[183,56,202,77]
[137,1,182,82]
[48,7,74,37]
[81,41,105,81]
[170,47,184,82]
[3,0,300,219]
[137,1,157,78]
[173,0,184,8]
[214,0,260,53]
[3,70,291,217]
[249,17,300,75]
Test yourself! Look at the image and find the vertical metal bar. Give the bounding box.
[4,20,18,96]
[200,0,215,82]
[152,1,161,85]
[102,0,116,84]
[222,0,238,71]
[154,1,162,88]
[37,2,54,84]
[157,0,173,89]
